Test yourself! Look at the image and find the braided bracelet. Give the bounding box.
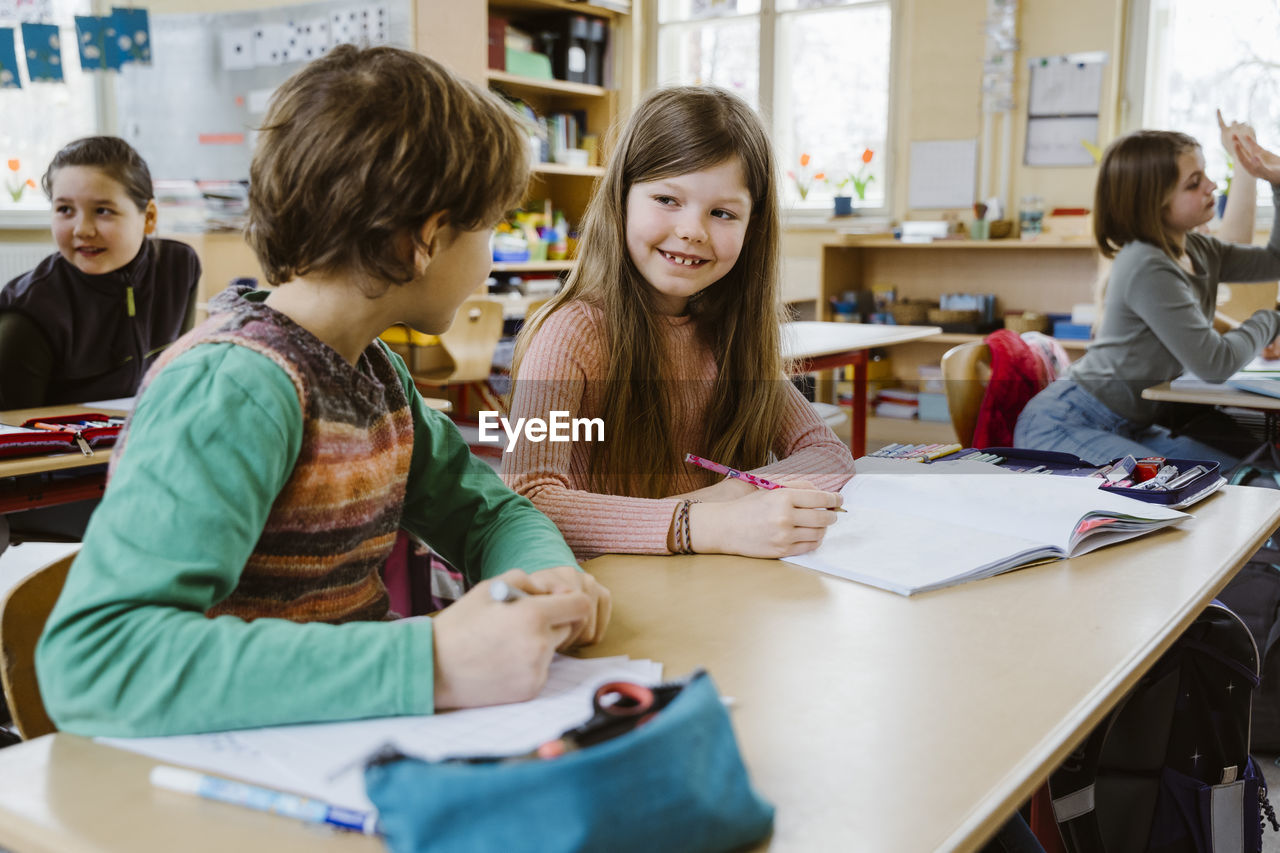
[674,499,701,555]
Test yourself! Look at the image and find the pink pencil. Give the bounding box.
[683,453,846,511]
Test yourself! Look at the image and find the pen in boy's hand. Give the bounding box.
[683,453,846,512]
[490,579,529,603]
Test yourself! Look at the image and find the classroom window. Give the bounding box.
[654,0,893,212]
[1134,0,1280,213]
[0,0,100,204]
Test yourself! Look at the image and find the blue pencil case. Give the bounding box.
[980,447,1221,506]
[364,670,774,853]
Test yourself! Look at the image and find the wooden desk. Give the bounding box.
[1143,380,1280,471]
[0,406,128,514]
[783,321,941,456]
[2,486,1277,852]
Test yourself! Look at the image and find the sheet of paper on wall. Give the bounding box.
[907,139,978,209]
[1027,54,1106,117]
[1024,53,1106,167]
[99,654,664,813]
[1025,116,1100,167]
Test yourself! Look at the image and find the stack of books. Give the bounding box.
[873,388,918,419]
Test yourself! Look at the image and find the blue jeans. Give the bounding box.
[1014,380,1243,470]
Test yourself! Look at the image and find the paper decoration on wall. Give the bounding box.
[0,28,21,88]
[331,5,388,48]
[20,22,61,82]
[106,7,152,67]
[252,23,287,66]
[74,8,152,72]
[220,26,254,71]
[286,17,330,62]
[74,15,110,70]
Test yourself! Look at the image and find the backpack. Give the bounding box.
[1048,601,1280,852]
[1217,560,1280,752]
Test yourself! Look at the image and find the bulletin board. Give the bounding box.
[113,0,412,181]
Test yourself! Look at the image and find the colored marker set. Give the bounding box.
[0,411,125,459]
[1089,455,1207,492]
[869,443,1004,464]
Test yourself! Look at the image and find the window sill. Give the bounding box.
[0,203,51,230]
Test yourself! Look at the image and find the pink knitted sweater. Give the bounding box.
[502,301,856,557]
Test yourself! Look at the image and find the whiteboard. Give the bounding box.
[113,0,411,181]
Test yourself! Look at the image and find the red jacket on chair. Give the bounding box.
[972,329,1052,449]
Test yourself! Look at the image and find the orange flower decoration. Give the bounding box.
[861,148,874,164]
[6,159,17,172]
[799,152,811,168]
[25,178,35,188]
[790,153,823,201]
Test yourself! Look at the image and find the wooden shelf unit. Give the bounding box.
[820,237,1102,389]
[486,1,626,231]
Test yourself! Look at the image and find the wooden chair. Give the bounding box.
[940,341,992,447]
[0,551,75,739]
[383,298,506,418]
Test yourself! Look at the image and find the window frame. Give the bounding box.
[1122,0,1274,223]
[644,0,900,226]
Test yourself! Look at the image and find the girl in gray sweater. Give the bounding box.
[1015,124,1280,467]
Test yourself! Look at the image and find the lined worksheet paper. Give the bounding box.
[102,654,663,811]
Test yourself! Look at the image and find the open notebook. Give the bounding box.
[784,473,1188,596]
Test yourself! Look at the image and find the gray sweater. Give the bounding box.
[1071,188,1280,426]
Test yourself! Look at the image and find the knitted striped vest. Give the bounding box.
[116,285,412,623]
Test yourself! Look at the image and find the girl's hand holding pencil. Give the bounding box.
[674,453,845,559]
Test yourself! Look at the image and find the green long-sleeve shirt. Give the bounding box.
[36,340,577,737]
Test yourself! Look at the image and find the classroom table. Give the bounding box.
[782,321,941,457]
[1,485,1278,852]
[1142,379,1280,471]
[0,405,130,516]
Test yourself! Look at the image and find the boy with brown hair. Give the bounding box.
[37,45,610,737]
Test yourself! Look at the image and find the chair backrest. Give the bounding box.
[0,551,75,739]
[420,297,505,385]
[940,341,992,447]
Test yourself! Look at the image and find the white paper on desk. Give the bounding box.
[78,396,136,412]
[100,654,663,813]
[1171,360,1280,399]
[784,473,1187,596]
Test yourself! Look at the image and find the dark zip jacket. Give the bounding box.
[0,237,200,408]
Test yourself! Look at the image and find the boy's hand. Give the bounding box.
[519,565,611,648]
[1263,336,1280,360]
[688,478,843,558]
[431,572,593,710]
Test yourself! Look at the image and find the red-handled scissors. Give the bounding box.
[535,681,661,759]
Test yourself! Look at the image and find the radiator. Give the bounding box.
[0,243,52,285]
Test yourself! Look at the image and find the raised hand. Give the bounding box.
[1233,133,1280,184]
